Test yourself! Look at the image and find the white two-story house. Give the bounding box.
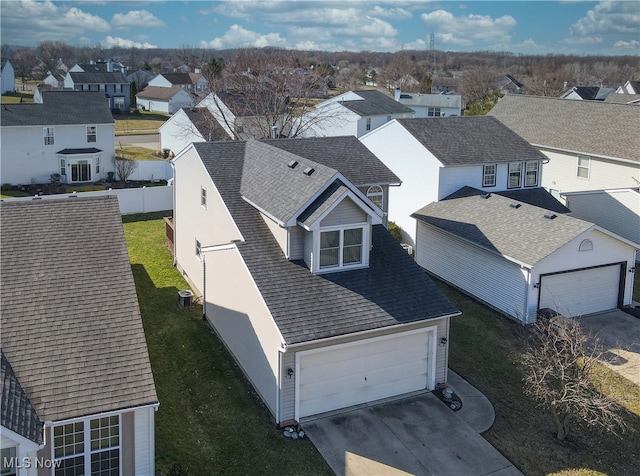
[171,136,459,425]
[64,67,130,111]
[1,90,116,186]
[359,116,566,245]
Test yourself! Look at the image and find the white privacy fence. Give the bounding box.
[126,160,173,182]
[3,185,173,214]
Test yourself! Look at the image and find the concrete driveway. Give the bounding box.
[579,309,640,385]
[303,390,521,476]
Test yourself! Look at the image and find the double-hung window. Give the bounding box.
[508,162,522,188]
[53,415,120,476]
[319,227,364,269]
[366,185,384,209]
[428,107,441,117]
[87,126,97,143]
[482,164,496,187]
[365,118,372,131]
[44,127,55,145]
[525,161,539,187]
[577,155,590,179]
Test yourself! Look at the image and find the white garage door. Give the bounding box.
[295,328,435,420]
[539,265,621,317]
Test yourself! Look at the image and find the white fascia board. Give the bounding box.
[282,172,342,227]
[170,142,196,164]
[0,425,43,451]
[358,117,397,141]
[334,171,385,220]
[299,188,383,231]
[592,225,640,250]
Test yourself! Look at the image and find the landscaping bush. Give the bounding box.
[388,221,403,243]
[2,183,13,191]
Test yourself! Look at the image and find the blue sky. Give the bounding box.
[1,1,639,55]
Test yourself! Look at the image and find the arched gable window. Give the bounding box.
[366,185,383,209]
[579,239,593,252]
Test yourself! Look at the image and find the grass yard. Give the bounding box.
[439,279,640,476]
[115,111,168,134]
[122,214,331,476]
[116,144,165,161]
[1,90,35,103]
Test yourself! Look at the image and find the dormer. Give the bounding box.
[239,140,383,275]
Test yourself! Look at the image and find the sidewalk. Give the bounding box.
[447,369,496,433]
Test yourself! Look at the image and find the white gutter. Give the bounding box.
[49,402,160,426]
[533,144,639,166]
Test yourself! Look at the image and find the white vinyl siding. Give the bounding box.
[133,407,155,476]
[577,155,590,179]
[540,148,640,193]
[416,222,529,319]
[288,225,305,260]
[320,197,367,227]
[204,246,282,417]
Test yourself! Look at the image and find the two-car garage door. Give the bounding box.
[539,264,622,318]
[295,328,436,420]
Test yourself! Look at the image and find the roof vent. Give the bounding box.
[481,193,491,199]
[287,160,298,169]
[303,167,315,176]
[544,213,557,220]
[510,202,521,209]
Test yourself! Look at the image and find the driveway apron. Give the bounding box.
[303,392,521,476]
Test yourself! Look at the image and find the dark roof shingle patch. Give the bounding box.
[339,90,414,116]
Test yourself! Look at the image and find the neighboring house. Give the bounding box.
[394,88,462,117]
[1,90,116,186]
[194,91,281,140]
[488,95,640,230]
[604,93,640,105]
[359,116,562,246]
[136,86,193,114]
[561,188,640,249]
[302,89,415,138]
[1,59,15,94]
[615,80,640,95]
[561,86,615,101]
[69,60,126,75]
[127,70,155,91]
[42,71,65,88]
[148,72,208,95]
[496,74,523,95]
[64,70,130,111]
[431,77,460,95]
[0,196,159,475]
[412,187,638,323]
[159,107,232,156]
[171,137,458,425]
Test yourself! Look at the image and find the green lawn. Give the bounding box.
[1,91,35,103]
[116,145,165,161]
[122,214,331,476]
[115,111,168,134]
[439,280,640,476]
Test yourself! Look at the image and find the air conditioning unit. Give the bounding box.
[400,243,413,255]
[178,290,194,308]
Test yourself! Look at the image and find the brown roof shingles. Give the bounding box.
[0,196,157,422]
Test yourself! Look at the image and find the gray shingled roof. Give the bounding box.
[488,94,640,163]
[604,93,640,105]
[396,116,547,166]
[159,73,193,85]
[182,107,230,141]
[1,91,114,127]
[0,197,158,422]
[1,350,43,445]
[339,90,415,116]
[298,181,350,227]
[412,186,594,266]
[239,140,339,225]
[137,86,187,100]
[264,136,401,186]
[68,71,128,84]
[446,186,571,214]
[194,141,459,344]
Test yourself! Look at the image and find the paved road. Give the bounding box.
[115,133,159,150]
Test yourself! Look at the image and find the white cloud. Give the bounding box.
[420,10,516,46]
[111,10,166,29]
[613,39,640,49]
[0,0,110,44]
[200,25,287,49]
[371,6,412,20]
[570,1,640,36]
[561,36,604,45]
[101,36,157,49]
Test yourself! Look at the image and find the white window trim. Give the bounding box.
[366,185,384,210]
[507,162,522,189]
[365,117,372,131]
[524,161,539,188]
[482,164,496,188]
[87,125,97,143]
[577,155,590,179]
[44,127,55,145]
[314,223,369,274]
[51,413,122,476]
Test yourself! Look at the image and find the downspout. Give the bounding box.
[170,160,177,267]
[523,267,531,325]
[276,346,286,424]
[202,252,207,320]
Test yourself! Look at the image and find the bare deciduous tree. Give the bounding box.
[519,315,628,441]
[112,152,138,183]
[460,64,500,105]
